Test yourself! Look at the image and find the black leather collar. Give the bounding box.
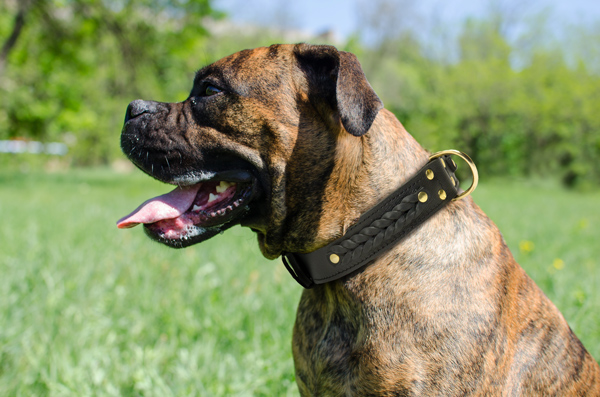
[282,151,476,288]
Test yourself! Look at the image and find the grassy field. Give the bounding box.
[1,168,599,396]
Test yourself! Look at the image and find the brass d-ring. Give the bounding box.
[429,150,478,201]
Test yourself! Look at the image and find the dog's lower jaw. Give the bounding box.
[255,231,280,260]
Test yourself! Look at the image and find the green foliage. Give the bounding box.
[363,18,600,188]
[1,3,599,186]
[0,169,598,394]
[0,0,220,165]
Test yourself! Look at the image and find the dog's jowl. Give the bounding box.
[117,44,600,395]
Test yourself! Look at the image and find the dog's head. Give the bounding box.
[117,44,383,258]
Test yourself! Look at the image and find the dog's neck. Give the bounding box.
[314,109,498,298]
[316,109,430,248]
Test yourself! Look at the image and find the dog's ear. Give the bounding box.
[294,44,383,136]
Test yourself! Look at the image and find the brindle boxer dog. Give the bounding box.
[117,44,600,395]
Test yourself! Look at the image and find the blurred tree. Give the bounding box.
[355,0,420,75]
[361,4,600,187]
[0,0,29,77]
[0,0,219,164]
[0,0,598,187]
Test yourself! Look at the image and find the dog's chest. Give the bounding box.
[290,278,503,395]
[292,292,364,395]
[291,285,421,395]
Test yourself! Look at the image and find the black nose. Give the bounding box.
[124,99,158,123]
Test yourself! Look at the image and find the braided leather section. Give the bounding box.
[329,190,424,266]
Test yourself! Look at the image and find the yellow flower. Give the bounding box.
[519,240,535,254]
[553,258,565,270]
[576,218,589,231]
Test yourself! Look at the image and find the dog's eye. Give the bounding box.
[203,84,222,97]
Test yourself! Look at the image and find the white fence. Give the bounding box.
[0,140,68,156]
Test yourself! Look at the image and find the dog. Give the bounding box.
[117,44,600,395]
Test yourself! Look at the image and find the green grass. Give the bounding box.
[0,169,599,395]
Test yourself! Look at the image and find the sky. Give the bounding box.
[213,0,600,41]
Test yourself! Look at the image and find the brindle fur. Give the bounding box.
[121,44,600,395]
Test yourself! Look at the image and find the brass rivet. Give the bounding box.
[425,169,434,180]
[418,191,428,203]
[438,189,447,200]
[329,254,340,264]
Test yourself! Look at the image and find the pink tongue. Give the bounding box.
[117,185,201,229]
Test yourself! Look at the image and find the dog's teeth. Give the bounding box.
[192,204,202,212]
[208,193,219,203]
[215,181,234,193]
